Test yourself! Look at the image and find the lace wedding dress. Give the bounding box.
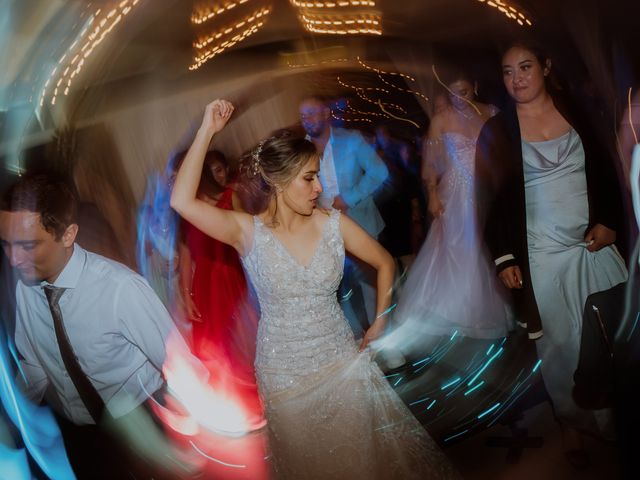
[392,132,513,345]
[241,209,459,479]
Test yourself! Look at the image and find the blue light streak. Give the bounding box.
[444,429,468,442]
[412,356,430,367]
[532,359,542,373]
[477,402,501,419]
[467,347,503,386]
[426,399,437,410]
[441,377,461,390]
[463,381,485,396]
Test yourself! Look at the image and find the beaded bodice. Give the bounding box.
[241,209,357,394]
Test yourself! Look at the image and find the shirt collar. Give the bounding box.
[41,243,86,289]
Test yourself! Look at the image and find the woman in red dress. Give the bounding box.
[178,150,263,428]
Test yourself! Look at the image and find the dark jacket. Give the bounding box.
[475,93,624,339]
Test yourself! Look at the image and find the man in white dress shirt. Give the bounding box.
[299,96,389,338]
[0,174,189,478]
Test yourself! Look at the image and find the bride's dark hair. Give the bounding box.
[237,130,318,218]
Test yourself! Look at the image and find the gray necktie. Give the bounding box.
[44,285,106,423]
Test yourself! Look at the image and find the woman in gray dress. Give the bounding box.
[476,40,628,466]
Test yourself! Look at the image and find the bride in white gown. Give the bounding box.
[389,71,512,351]
[171,100,459,479]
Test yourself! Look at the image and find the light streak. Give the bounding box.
[463,380,485,396]
[376,73,429,103]
[336,76,407,114]
[292,0,382,35]
[40,0,141,106]
[532,359,542,373]
[340,288,354,301]
[487,384,531,427]
[431,64,482,116]
[287,58,349,68]
[477,402,501,419]
[377,100,420,129]
[193,6,271,49]
[467,347,503,386]
[290,0,376,7]
[409,397,431,406]
[331,112,373,124]
[476,0,532,26]
[191,0,252,25]
[441,377,461,390]
[357,57,414,81]
[443,429,468,442]
[190,21,267,70]
[411,356,430,367]
[628,87,638,144]
[189,441,247,468]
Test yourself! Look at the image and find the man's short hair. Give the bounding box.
[0,174,78,240]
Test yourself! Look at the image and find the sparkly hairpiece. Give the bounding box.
[250,141,264,177]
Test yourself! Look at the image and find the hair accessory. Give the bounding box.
[250,141,264,177]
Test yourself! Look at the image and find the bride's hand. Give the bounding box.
[202,99,234,134]
[359,320,386,352]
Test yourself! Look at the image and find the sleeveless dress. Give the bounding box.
[392,132,512,347]
[240,209,459,479]
[182,187,262,425]
[522,129,627,430]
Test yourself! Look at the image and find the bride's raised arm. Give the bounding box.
[170,100,253,255]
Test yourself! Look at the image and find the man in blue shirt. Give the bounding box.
[300,96,389,338]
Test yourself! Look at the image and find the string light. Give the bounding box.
[191,0,252,25]
[476,0,532,26]
[193,6,270,50]
[337,76,406,114]
[357,57,414,81]
[290,1,376,8]
[286,58,349,68]
[299,12,382,35]
[190,2,271,69]
[337,102,389,119]
[331,112,373,124]
[376,74,429,102]
[291,0,382,35]
[40,0,141,107]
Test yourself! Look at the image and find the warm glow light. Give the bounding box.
[299,12,382,35]
[476,0,532,26]
[40,0,140,107]
[163,345,249,436]
[291,0,382,35]
[337,76,406,114]
[191,0,252,25]
[290,0,376,7]
[286,57,349,68]
[190,22,267,70]
[193,6,270,49]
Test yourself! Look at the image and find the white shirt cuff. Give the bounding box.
[494,254,515,266]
